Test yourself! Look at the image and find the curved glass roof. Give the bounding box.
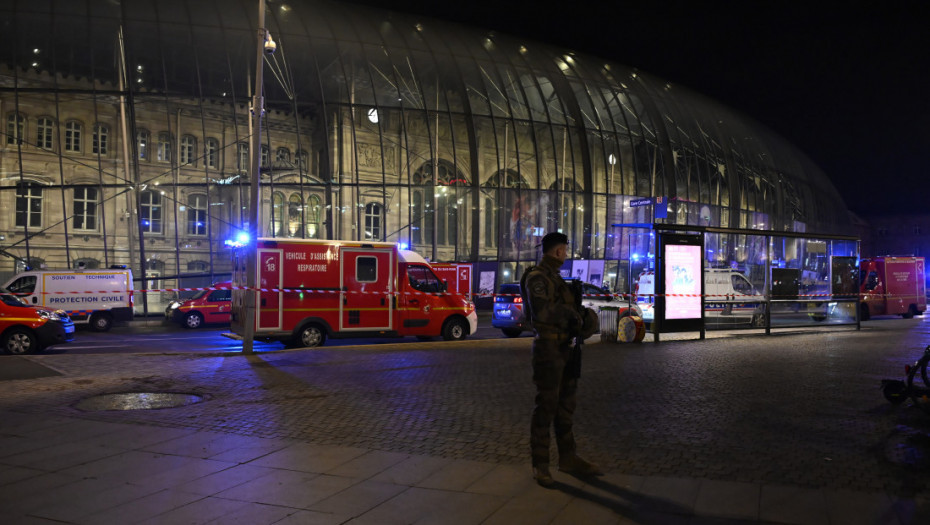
[0,0,851,237]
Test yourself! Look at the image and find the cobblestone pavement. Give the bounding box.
[3,318,930,500]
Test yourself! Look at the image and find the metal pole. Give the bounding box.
[242,0,266,354]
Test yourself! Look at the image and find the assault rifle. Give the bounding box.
[567,278,584,378]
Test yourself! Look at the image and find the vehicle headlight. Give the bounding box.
[38,310,61,321]
[168,301,180,310]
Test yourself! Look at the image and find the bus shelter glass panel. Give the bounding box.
[768,236,859,327]
[703,232,767,330]
[623,229,656,322]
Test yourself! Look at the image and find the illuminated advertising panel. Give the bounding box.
[664,244,703,319]
[657,233,704,333]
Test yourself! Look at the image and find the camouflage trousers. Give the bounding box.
[530,335,577,467]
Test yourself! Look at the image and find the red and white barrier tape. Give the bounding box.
[17,287,871,299]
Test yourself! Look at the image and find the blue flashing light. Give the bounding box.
[632,253,640,260]
[224,231,250,248]
[398,242,410,250]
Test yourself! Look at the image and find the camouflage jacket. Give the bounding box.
[520,254,582,336]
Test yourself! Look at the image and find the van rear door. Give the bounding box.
[340,247,393,331]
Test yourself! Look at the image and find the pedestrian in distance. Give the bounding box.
[520,231,602,487]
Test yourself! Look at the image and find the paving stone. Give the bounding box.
[201,502,297,524]
[693,479,760,521]
[248,443,368,474]
[638,476,701,515]
[135,495,251,525]
[175,464,279,496]
[79,488,205,524]
[759,485,828,525]
[216,470,356,509]
[416,459,497,491]
[369,454,451,486]
[307,479,407,516]
[824,489,899,525]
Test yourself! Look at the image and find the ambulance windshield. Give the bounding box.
[407,265,443,293]
[0,290,29,307]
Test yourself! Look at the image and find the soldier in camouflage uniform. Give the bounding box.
[520,232,602,487]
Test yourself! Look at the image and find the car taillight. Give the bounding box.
[513,296,522,303]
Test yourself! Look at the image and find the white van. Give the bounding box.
[635,268,764,326]
[3,267,134,331]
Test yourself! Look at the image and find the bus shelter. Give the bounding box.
[611,223,860,340]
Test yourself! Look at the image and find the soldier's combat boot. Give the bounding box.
[559,454,603,476]
[533,464,555,487]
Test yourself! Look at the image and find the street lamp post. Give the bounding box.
[242,0,271,354]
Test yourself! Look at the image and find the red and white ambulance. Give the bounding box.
[860,256,926,319]
[229,238,478,347]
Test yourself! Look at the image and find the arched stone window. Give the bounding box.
[288,194,303,236]
[73,257,100,269]
[65,120,82,153]
[180,135,196,166]
[412,160,469,247]
[36,116,53,150]
[156,132,172,162]
[73,186,99,231]
[205,138,219,169]
[364,202,382,240]
[308,194,322,238]
[483,170,530,255]
[6,112,25,145]
[140,190,163,233]
[237,143,249,172]
[93,124,108,155]
[187,193,207,235]
[272,192,285,236]
[15,181,43,228]
[136,129,150,160]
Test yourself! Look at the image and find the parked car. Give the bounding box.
[492,281,642,337]
[165,282,232,328]
[0,289,75,354]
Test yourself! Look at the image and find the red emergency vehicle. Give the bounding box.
[165,281,232,328]
[229,239,478,347]
[860,256,926,320]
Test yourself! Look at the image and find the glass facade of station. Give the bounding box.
[0,0,854,318]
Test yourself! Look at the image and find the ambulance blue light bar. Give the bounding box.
[224,231,250,248]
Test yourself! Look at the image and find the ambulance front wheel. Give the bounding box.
[294,324,327,348]
[3,328,38,355]
[442,317,469,341]
[89,312,113,332]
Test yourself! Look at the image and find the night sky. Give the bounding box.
[345,0,926,218]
